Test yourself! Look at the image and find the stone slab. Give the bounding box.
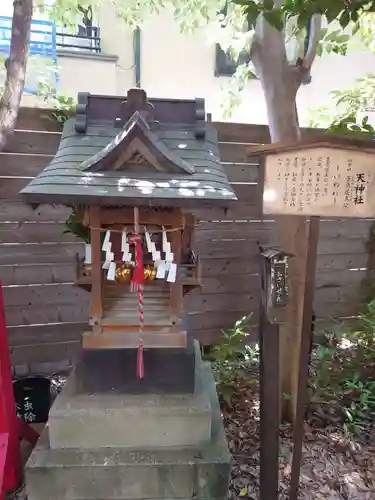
[75,334,195,394]
[48,343,211,449]
[26,364,232,500]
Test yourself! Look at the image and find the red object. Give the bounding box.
[0,281,39,499]
[130,234,144,292]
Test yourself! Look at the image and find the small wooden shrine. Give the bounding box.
[21,89,237,374]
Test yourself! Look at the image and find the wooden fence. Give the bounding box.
[1,108,373,373]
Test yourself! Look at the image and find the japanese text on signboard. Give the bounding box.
[263,147,375,217]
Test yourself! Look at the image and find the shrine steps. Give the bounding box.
[101,281,176,332]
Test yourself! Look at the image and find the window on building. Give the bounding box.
[214,2,251,77]
[214,44,251,77]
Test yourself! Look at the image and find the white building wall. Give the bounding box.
[0,2,373,125]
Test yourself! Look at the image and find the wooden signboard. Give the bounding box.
[262,146,375,217]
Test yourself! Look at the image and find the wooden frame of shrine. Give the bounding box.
[20,88,237,359]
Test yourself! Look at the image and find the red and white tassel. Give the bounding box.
[136,284,144,379]
[129,216,145,378]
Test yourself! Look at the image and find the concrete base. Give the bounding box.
[26,351,232,500]
[48,357,212,449]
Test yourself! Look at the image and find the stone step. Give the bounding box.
[48,345,211,449]
[26,365,232,500]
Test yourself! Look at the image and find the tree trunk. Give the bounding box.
[252,19,310,421]
[0,0,33,151]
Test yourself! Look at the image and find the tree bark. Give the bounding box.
[252,15,310,421]
[0,0,33,151]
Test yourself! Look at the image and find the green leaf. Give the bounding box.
[263,9,284,31]
[239,486,248,497]
[282,392,292,400]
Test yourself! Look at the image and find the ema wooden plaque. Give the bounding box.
[262,147,375,217]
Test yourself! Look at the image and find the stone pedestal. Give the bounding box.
[25,342,232,500]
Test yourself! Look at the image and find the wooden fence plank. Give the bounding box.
[192,275,259,295]
[0,222,75,244]
[219,143,254,163]
[318,219,374,239]
[200,257,259,277]
[318,237,368,255]
[7,322,85,347]
[4,130,61,155]
[0,263,77,286]
[222,162,259,183]
[316,253,369,271]
[314,300,364,318]
[195,203,265,221]
[3,283,89,307]
[231,183,260,202]
[10,341,80,367]
[315,269,367,288]
[0,242,83,264]
[0,153,52,177]
[197,240,259,259]
[196,225,277,245]
[214,121,323,144]
[187,309,253,331]
[185,292,258,313]
[315,285,363,304]
[0,177,35,200]
[16,108,63,133]
[0,202,71,222]
[5,302,89,326]
[215,122,271,143]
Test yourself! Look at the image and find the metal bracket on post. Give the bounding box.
[258,246,292,500]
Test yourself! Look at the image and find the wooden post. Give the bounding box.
[169,227,183,327]
[278,217,309,420]
[289,216,320,500]
[133,206,140,234]
[90,206,102,333]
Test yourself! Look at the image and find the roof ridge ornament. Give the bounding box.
[75,92,90,133]
[115,88,155,128]
[194,98,206,139]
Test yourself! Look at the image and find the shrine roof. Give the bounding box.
[248,135,375,157]
[20,89,237,208]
